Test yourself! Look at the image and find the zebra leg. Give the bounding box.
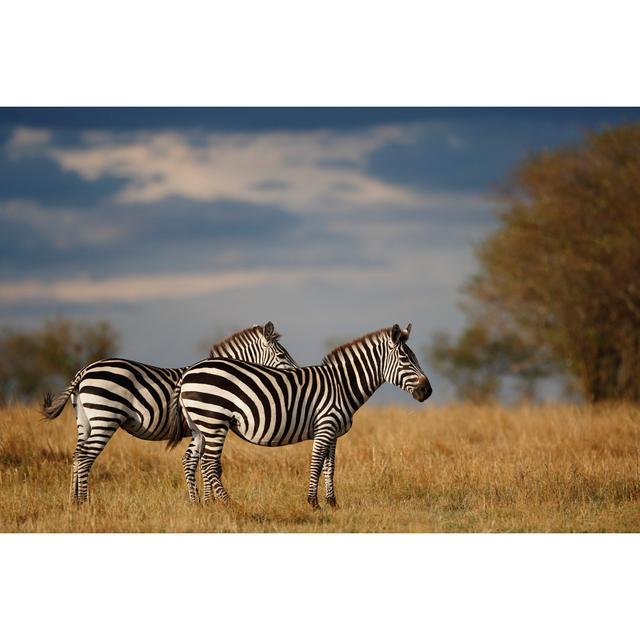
[180,407,205,504]
[323,441,338,508]
[70,396,91,504]
[73,423,118,504]
[308,435,331,510]
[182,438,201,504]
[71,425,88,503]
[199,425,229,505]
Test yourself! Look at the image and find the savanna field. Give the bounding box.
[1,403,639,533]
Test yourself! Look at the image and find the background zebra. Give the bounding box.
[168,324,432,508]
[42,322,297,503]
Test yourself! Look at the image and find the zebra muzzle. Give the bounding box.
[412,378,432,402]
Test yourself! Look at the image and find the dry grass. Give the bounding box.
[0,403,638,532]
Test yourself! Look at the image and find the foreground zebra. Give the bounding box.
[168,324,432,508]
[42,322,297,503]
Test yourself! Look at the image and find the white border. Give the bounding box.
[1,533,638,638]
[1,1,640,106]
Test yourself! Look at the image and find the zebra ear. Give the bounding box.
[263,321,275,341]
[402,323,412,341]
[391,324,402,344]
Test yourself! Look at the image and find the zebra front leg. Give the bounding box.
[323,441,338,508]
[199,425,229,505]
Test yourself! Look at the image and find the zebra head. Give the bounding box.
[258,321,298,369]
[209,321,298,369]
[383,324,432,402]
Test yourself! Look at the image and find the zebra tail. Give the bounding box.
[41,367,86,420]
[166,380,185,450]
[41,384,74,420]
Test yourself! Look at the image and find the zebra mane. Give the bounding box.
[322,327,392,365]
[208,325,280,358]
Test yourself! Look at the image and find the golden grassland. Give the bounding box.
[0,403,638,532]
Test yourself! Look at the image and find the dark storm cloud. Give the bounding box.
[0,153,127,207]
[0,107,438,134]
[0,216,60,274]
[367,108,640,193]
[2,107,640,136]
[133,197,296,244]
[0,197,303,279]
[0,194,388,287]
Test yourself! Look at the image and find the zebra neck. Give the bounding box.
[329,345,385,414]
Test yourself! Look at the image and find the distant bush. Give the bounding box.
[427,323,558,403]
[0,317,120,404]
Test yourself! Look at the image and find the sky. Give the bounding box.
[1,107,639,403]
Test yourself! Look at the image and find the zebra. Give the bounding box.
[167,324,432,508]
[42,322,297,503]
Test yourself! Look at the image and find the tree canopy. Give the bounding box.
[429,123,640,403]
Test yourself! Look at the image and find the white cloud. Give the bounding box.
[8,124,462,215]
[6,127,52,153]
[0,263,425,304]
[0,271,275,303]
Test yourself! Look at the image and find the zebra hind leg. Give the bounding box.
[201,457,227,504]
[73,423,118,504]
[199,424,229,505]
[182,438,201,504]
[70,399,91,504]
[70,448,78,503]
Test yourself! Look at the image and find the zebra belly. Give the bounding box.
[229,413,313,447]
[119,416,169,440]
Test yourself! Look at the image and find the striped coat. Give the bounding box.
[42,322,297,503]
[169,324,431,507]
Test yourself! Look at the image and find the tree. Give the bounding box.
[430,123,640,403]
[0,317,120,404]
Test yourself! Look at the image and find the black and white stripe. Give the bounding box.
[42,322,297,503]
[168,324,432,508]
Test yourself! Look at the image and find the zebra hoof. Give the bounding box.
[308,497,320,510]
[210,493,229,506]
[327,497,339,509]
